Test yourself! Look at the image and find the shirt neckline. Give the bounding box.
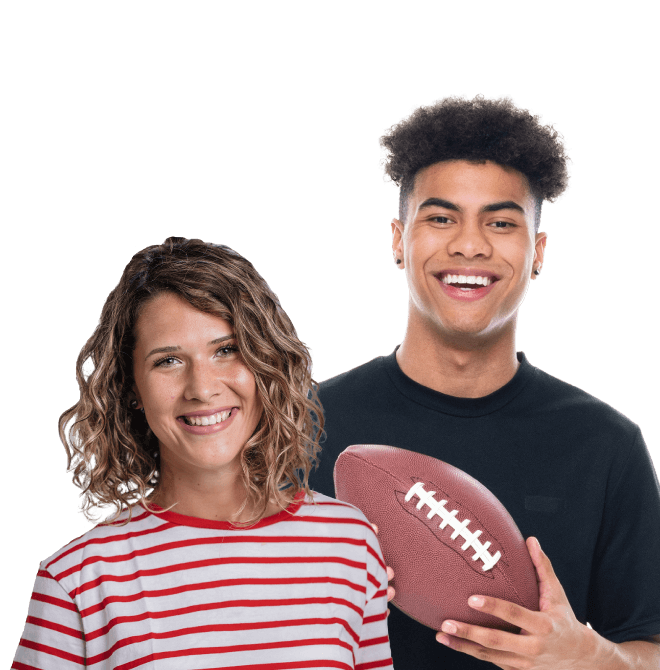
[381,349,536,417]
[144,490,305,530]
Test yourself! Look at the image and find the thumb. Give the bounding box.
[527,537,569,610]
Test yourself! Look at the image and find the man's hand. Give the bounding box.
[371,523,395,609]
[435,537,596,669]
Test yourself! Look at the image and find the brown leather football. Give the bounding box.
[334,444,539,632]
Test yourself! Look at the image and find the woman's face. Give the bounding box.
[132,292,263,482]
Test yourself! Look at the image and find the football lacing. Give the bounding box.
[404,481,502,571]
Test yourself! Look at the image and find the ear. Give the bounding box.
[132,383,143,410]
[392,218,405,269]
[532,232,547,278]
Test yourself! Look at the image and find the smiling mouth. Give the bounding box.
[441,275,497,288]
[439,273,497,290]
[181,409,234,426]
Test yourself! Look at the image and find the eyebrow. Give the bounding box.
[144,334,235,361]
[418,198,525,215]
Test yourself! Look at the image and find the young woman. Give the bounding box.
[13,237,392,670]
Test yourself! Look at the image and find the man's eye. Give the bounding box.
[430,216,452,224]
[490,221,515,228]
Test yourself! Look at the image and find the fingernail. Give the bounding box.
[436,633,450,645]
[469,596,485,608]
[442,621,456,634]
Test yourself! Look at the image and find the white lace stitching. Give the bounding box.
[404,481,502,571]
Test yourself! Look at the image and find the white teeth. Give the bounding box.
[184,410,232,426]
[441,274,493,287]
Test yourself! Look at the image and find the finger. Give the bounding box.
[467,595,540,634]
[371,523,378,535]
[385,565,394,602]
[526,535,554,574]
[440,621,511,651]
[527,536,555,582]
[526,537,569,608]
[436,632,524,668]
[439,620,526,654]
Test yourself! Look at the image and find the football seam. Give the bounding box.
[402,482,502,571]
[397,495,525,603]
[341,452,508,564]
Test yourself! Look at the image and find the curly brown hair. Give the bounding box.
[381,96,569,229]
[59,236,323,525]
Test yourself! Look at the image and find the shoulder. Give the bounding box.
[319,355,389,401]
[301,491,376,527]
[41,507,163,584]
[301,493,386,573]
[300,491,369,523]
[530,364,640,437]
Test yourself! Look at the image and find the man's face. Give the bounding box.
[392,160,546,345]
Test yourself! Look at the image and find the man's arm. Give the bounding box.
[613,636,660,669]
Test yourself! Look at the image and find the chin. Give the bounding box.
[440,319,511,344]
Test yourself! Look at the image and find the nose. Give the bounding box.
[446,220,492,259]
[183,360,224,403]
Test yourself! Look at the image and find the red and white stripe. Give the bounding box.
[13,492,392,669]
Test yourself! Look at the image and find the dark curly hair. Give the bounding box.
[381,96,569,229]
[59,236,322,526]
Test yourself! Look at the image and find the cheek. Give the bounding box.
[501,238,533,274]
[234,367,262,416]
[242,372,260,404]
[406,229,433,259]
[139,375,181,414]
[405,234,443,296]
[406,229,446,276]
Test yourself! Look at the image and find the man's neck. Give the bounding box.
[396,319,519,399]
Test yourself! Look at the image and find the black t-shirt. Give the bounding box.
[309,350,660,669]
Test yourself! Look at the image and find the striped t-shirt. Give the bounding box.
[13,492,392,669]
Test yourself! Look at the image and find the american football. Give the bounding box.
[334,444,539,632]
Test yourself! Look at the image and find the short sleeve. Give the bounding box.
[586,428,660,642]
[12,563,85,669]
[354,526,393,669]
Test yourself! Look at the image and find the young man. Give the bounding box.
[309,97,660,669]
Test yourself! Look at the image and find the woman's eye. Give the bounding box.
[154,356,179,368]
[154,344,238,368]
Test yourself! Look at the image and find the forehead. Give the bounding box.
[411,160,534,211]
[135,292,231,345]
